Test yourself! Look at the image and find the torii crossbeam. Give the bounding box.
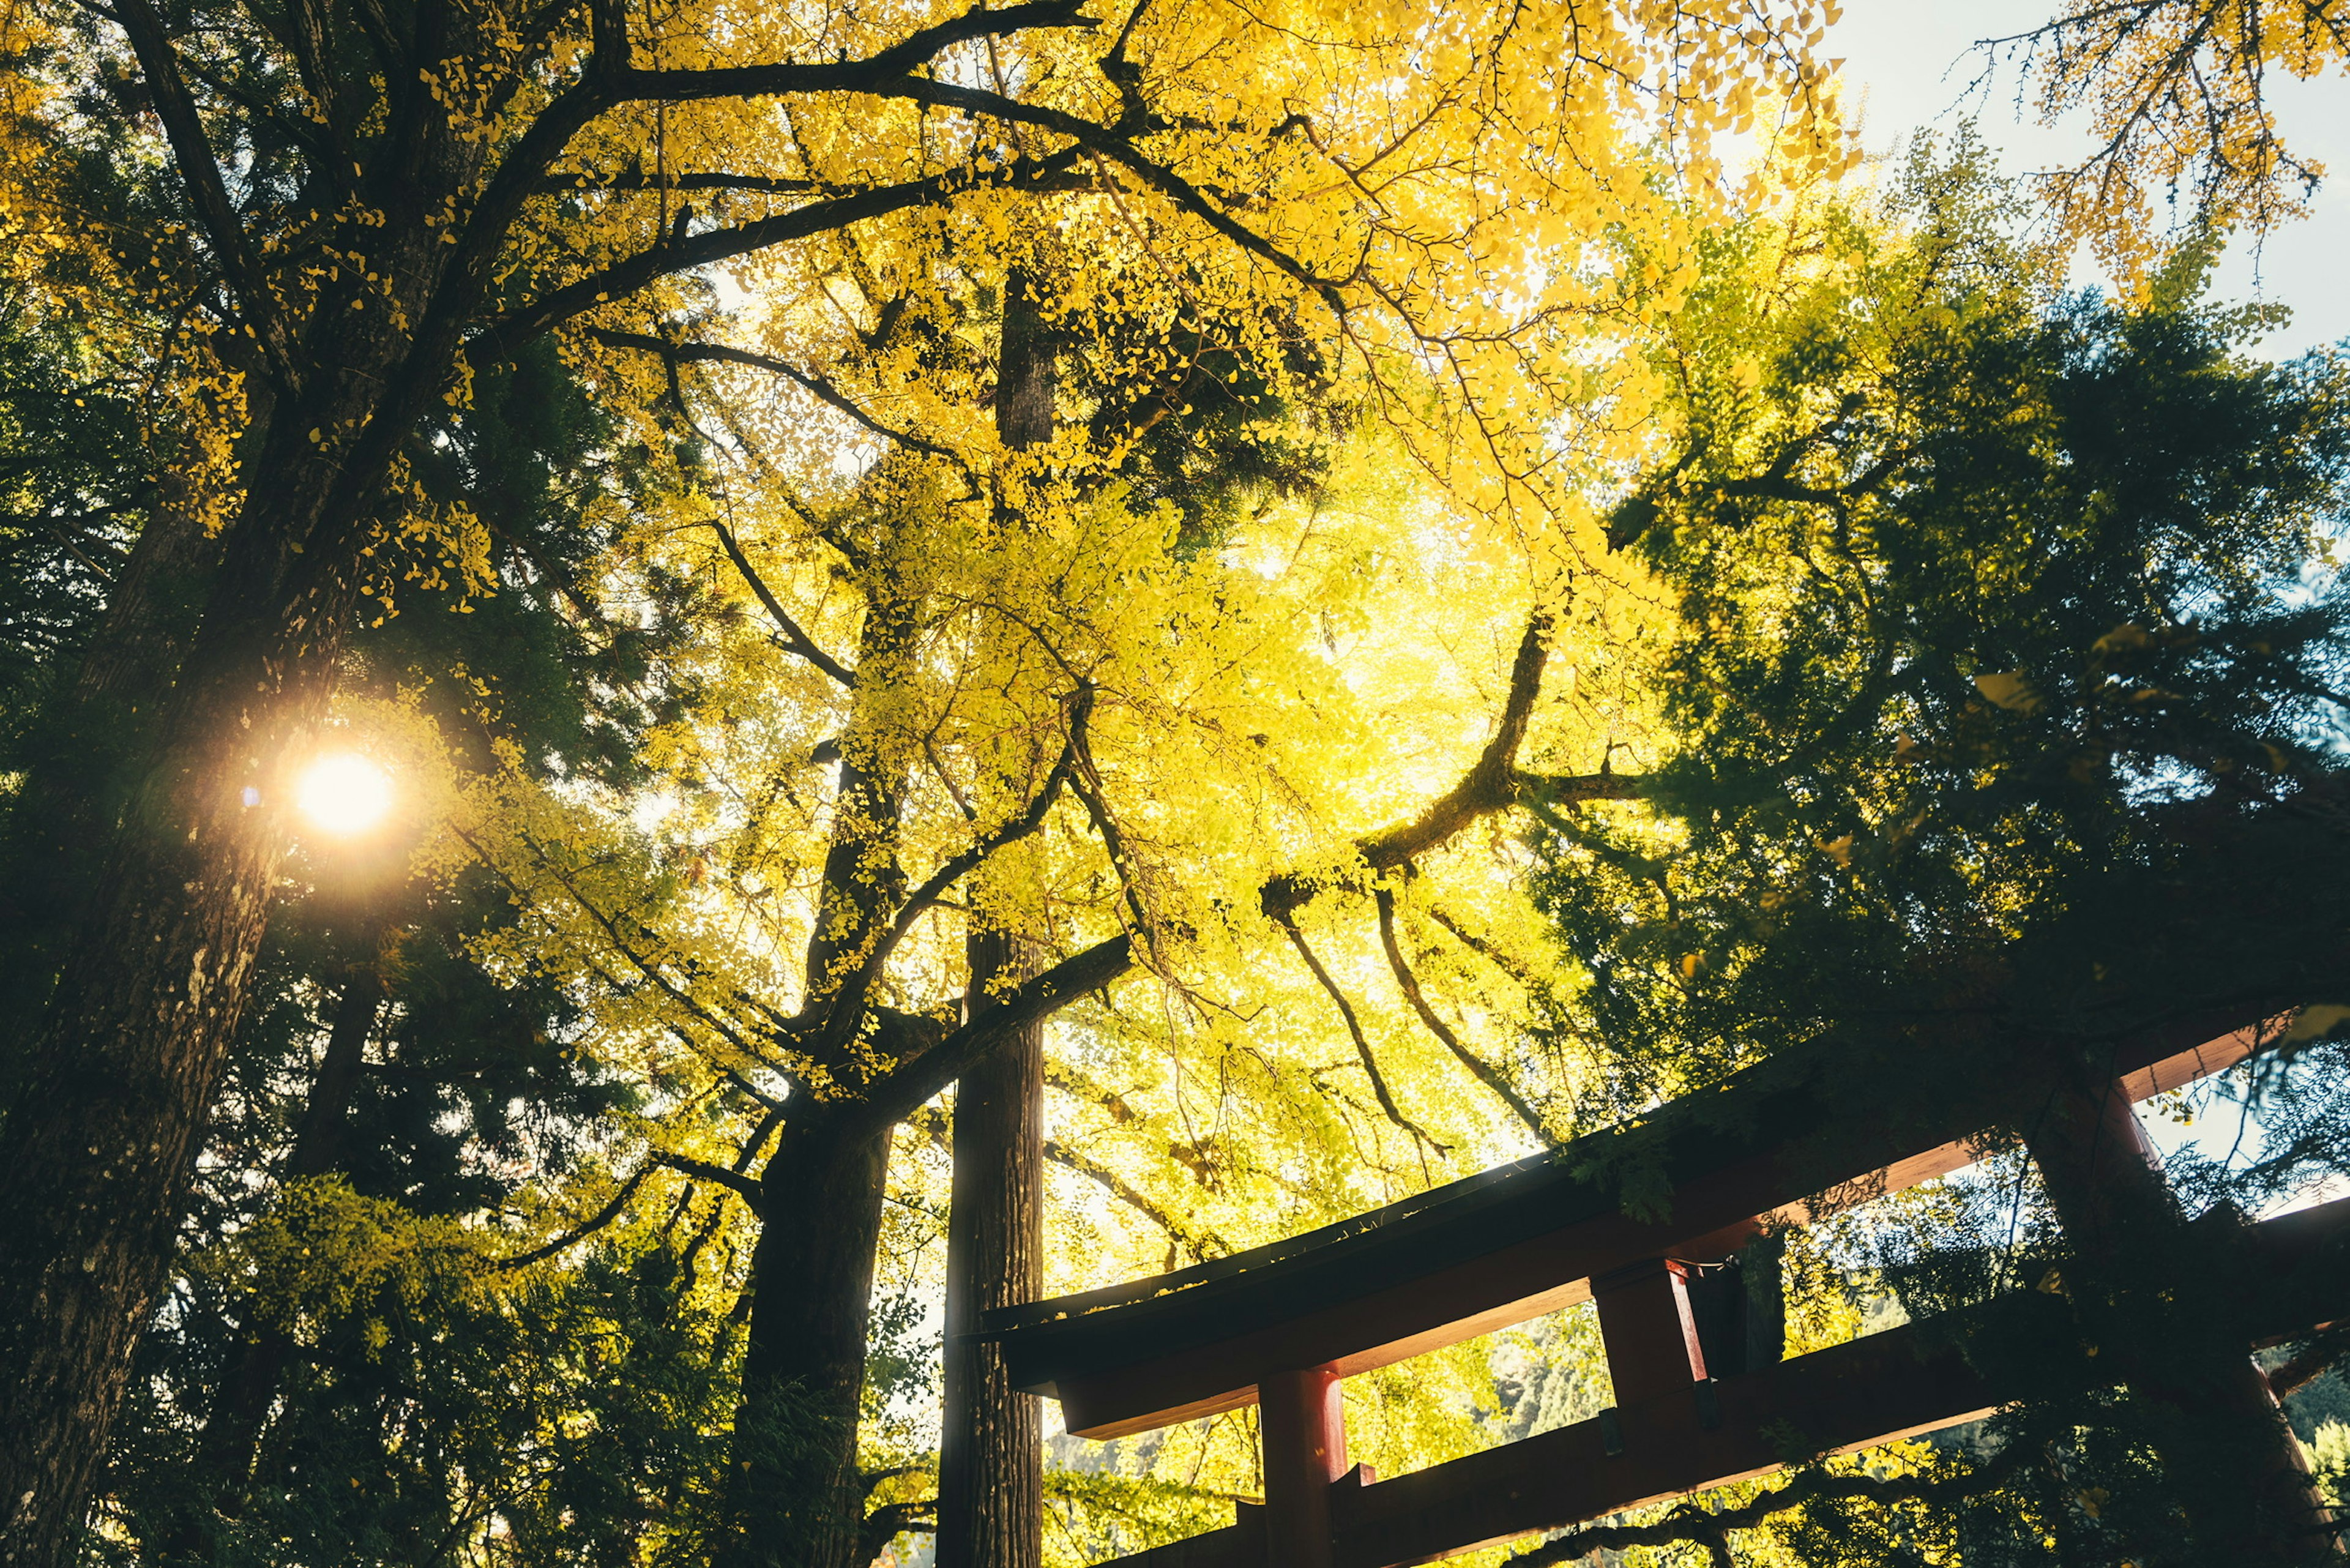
[981,1015,2350,1567]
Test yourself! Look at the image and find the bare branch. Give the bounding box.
[652,1151,770,1212]
[490,1165,652,1269]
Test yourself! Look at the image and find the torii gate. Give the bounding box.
[981,1015,2350,1567]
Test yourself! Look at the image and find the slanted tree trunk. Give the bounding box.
[935,926,1045,1568]
[2026,1067,2335,1561]
[729,1113,895,1568]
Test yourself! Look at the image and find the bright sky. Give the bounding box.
[1827,2,2350,362]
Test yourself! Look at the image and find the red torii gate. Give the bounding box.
[981,1015,2350,1567]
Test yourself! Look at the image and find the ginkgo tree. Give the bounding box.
[0,0,1864,1559]
[464,310,1666,1567]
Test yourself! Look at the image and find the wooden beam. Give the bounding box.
[1016,1023,2270,1439]
[1591,1259,1708,1403]
[1080,1190,2350,1568]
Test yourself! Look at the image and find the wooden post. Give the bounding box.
[1591,1258,1709,1406]
[1258,1367,1346,1568]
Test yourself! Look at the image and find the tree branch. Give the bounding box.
[1504,1442,2031,1566]
[1263,610,1553,918]
[824,689,1091,1036]
[603,2,1094,102]
[1045,1137,1217,1263]
[652,1151,770,1212]
[1274,908,1449,1157]
[111,0,300,386]
[490,1165,652,1269]
[701,519,859,687]
[851,933,1135,1137]
[476,152,1084,354]
[589,326,967,464]
[1375,887,1546,1140]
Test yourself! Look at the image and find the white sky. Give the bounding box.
[1827,1,2350,361]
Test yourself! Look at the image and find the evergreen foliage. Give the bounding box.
[1529,143,2350,1562]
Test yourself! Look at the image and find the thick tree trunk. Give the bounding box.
[730,1114,895,1568]
[933,259,1058,1568]
[2026,1070,2335,1561]
[0,471,224,1041]
[0,397,394,1567]
[0,487,352,1561]
[0,78,486,1545]
[935,927,1045,1568]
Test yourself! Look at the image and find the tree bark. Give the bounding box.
[934,265,1056,1568]
[935,927,1045,1568]
[0,191,469,1562]
[0,454,363,1568]
[2026,1070,2336,1562]
[0,468,224,1045]
[729,1114,895,1568]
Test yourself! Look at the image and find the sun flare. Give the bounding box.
[296,752,394,837]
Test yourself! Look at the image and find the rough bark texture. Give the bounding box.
[0,471,358,1568]
[2026,1070,2336,1561]
[933,269,1056,1568]
[0,103,485,1559]
[730,1116,895,1568]
[0,471,225,1040]
[935,927,1046,1568]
